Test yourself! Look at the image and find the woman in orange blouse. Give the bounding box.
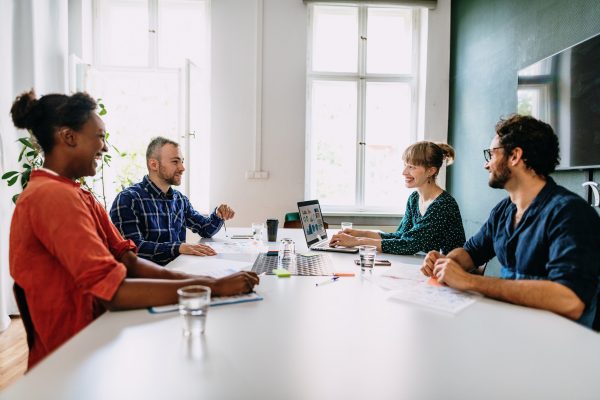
[9,90,259,368]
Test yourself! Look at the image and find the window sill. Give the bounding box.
[322,211,403,218]
[321,211,403,227]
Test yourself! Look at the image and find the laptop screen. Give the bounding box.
[297,200,328,245]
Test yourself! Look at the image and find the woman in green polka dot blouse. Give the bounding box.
[329,141,466,255]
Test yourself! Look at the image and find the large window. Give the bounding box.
[85,0,210,210]
[306,4,422,213]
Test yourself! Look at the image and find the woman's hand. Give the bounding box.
[329,232,360,248]
[212,271,260,296]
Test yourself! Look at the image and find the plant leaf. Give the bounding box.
[22,163,31,170]
[17,138,34,149]
[18,146,26,162]
[7,175,19,186]
[1,171,19,180]
[26,150,37,157]
[99,108,107,116]
[12,194,20,204]
[20,169,31,188]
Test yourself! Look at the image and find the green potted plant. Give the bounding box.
[1,99,129,208]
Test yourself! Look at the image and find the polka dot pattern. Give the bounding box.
[380,191,466,255]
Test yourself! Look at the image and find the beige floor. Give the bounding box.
[0,317,28,391]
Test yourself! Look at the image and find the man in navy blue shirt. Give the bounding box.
[110,137,235,265]
[421,115,600,327]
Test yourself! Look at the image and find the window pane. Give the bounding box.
[366,8,413,74]
[364,82,412,209]
[87,69,181,207]
[98,0,149,67]
[158,0,208,68]
[310,80,357,206]
[312,6,358,73]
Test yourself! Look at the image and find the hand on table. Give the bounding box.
[421,250,443,277]
[179,243,217,257]
[432,258,474,291]
[216,204,235,220]
[329,232,359,248]
[213,271,260,296]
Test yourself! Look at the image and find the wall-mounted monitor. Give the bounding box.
[517,33,600,170]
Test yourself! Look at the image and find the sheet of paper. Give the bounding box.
[206,240,268,255]
[365,267,427,291]
[172,259,253,277]
[365,266,477,314]
[387,284,478,314]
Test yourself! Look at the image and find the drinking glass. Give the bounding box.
[251,222,264,241]
[178,285,211,336]
[277,238,296,269]
[340,222,353,231]
[358,245,377,273]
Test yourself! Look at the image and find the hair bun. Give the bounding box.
[10,90,38,130]
[435,142,456,166]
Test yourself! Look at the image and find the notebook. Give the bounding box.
[148,259,263,314]
[297,200,358,254]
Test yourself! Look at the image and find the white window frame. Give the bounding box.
[89,0,211,206]
[305,3,422,214]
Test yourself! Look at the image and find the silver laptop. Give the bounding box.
[297,200,358,254]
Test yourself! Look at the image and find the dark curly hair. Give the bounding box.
[10,90,97,154]
[495,114,560,177]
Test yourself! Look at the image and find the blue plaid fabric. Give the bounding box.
[110,175,223,265]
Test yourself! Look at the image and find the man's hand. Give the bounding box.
[421,250,443,277]
[433,258,474,291]
[212,271,260,296]
[329,232,359,248]
[216,204,235,220]
[179,243,217,257]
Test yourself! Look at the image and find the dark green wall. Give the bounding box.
[448,0,600,275]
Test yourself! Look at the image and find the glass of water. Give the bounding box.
[251,222,264,241]
[178,285,211,336]
[278,238,296,269]
[358,245,377,273]
[340,221,353,231]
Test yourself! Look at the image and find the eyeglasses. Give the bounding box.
[483,147,504,162]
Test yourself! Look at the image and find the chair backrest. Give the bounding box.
[473,262,487,276]
[13,283,35,349]
[283,212,302,229]
[283,212,329,229]
[593,294,600,333]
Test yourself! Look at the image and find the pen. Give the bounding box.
[315,276,339,286]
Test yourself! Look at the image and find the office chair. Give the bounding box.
[593,294,600,333]
[471,263,488,276]
[283,212,302,229]
[283,212,329,229]
[13,283,35,349]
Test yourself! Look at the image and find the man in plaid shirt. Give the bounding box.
[110,137,235,265]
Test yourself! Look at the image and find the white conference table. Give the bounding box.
[3,228,600,400]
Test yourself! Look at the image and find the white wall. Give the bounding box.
[211,0,307,227]
[210,0,451,226]
[0,0,69,319]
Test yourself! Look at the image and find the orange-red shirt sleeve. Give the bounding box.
[91,198,138,259]
[27,186,126,301]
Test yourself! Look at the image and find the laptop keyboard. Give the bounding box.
[251,253,333,276]
[312,240,330,249]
